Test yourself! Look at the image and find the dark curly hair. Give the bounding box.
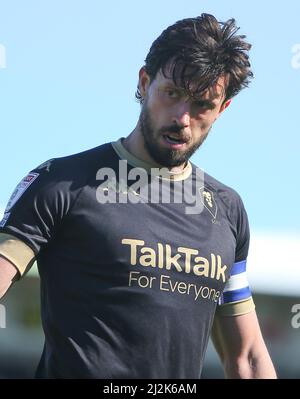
[136,13,253,103]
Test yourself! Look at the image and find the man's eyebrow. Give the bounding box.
[160,81,222,106]
[194,98,214,104]
[192,98,217,108]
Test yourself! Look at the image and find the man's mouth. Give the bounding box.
[162,134,189,149]
[163,134,188,145]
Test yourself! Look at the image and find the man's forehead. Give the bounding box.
[154,68,227,102]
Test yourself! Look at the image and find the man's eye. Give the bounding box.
[194,101,214,110]
[165,89,180,98]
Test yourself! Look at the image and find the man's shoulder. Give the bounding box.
[38,142,114,169]
[31,141,116,178]
[191,163,244,208]
[15,141,118,198]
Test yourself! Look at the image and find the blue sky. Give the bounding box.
[0,0,299,233]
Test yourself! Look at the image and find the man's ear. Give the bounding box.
[138,67,151,98]
[213,99,231,122]
[220,99,232,113]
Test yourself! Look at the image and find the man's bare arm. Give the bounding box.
[211,310,277,379]
[0,255,18,299]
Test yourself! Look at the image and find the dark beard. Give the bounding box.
[140,102,209,168]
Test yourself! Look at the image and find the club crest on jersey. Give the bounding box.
[5,173,39,212]
[199,187,218,220]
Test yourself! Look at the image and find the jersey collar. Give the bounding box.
[112,138,192,182]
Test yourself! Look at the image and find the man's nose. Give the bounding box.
[172,101,191,127]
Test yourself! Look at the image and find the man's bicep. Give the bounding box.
[0,254,19,299]
[213,256,257,360]
[212,310,265,359]
[0,233,36,277]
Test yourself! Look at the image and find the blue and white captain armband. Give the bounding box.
[217,259,255,316]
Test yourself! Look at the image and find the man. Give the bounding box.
[0,13,276,378]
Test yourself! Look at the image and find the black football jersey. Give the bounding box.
[0,139,254,378]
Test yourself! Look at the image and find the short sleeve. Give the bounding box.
[234,195,250,263]
[217,195,255,316]
[0,159,72,276]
